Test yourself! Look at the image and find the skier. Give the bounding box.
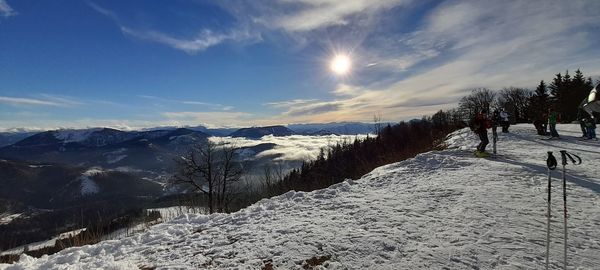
[470,110,492,157]
[533,111,548,135]
[583,116,597,140]
[576,107,588,138]
[547,108,560,139]
[541,111,548,135]
[500,109,510,133]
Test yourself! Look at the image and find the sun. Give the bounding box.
[330,54,351,75]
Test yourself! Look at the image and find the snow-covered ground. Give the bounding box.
[0,213,22,226]
[1,229,87,256]
[2,124,599,269]
[79,169,102,196]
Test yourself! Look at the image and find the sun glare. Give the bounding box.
[330,54,351,75]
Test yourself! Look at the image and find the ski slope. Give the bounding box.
[2,124,599,269]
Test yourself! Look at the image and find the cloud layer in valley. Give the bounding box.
[210,134,370,161]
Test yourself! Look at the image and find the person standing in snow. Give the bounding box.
[470,110,492,156]
[577,105,589,138]
[583,116,597,140]
[491,109,500,141]
[491,110,501,133]
[548,108,560,138]
[500,109,510,133]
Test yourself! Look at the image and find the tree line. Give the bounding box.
[454,69,597,124]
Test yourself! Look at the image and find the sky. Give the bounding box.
[1,0,600,131]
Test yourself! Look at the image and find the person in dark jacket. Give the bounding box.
[500,109,510,133]
[577,107,588,138]
[548,108,560,138]
[471,110,491,155]
[583,116,597,140]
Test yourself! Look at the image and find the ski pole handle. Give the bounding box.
[559,150,582,165]
[547,151,557,170]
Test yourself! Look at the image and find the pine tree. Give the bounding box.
[528,80,549,133]
[549,72,563,105]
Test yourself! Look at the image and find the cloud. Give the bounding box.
[210,134,370,161]
[264,99,319,108]
[271,0,412,32]
[218,0,412,33]
[283,102,342,116]
[0,96,78,107]
[88,1,261,54]
[38,94,85,106]
[88,1,413,53]
[139,95,233,110]
[162,111,255,127]
[0,0,16,17]
[262,0,600,123]
[120,27,257,54]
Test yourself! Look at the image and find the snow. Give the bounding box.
[2,124,599,269]
[27,164,51,168]
[1,229,87,256]
[147,206,207,223]
[79,169,102,195]
[106,155,127,164]
[53,129,100,143]
[0,213,22,225]
[102,148,127,164]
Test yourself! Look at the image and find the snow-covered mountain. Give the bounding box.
[230,125,295,138]
[3,124,598,269]
[0,132,38,147]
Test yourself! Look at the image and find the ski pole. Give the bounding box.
[492,128,497,156]
[545,151,557,270]
[558,150,582,270]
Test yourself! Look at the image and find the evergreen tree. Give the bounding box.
[528,80,550,133]
[549,72,563,106]
[533,80,549,114]
[548,70,587,122]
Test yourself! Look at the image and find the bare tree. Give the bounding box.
[497,87,532,123]
[260,162,285,197]
[458,88,496,118]
[172,141,244,214]
[215,144,244,212]
[373,113,383,135]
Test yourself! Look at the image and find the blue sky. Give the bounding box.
[1,0,600,131]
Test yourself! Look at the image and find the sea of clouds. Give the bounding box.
[209,134,372,162]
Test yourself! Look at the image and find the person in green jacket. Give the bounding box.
[548,108,559,138]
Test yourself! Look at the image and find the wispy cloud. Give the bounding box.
[264,99,319,108]
[88,1,260,54]
[0,0,16,17]
[120,27,257,54]
[265,0,600,123]
[138,95,233,110]
[271,0,412,32]
[219,0,412,33]
[88,0,409,53]
[282,102,342,117]
[162,111,255,127]
[38,94,85,106]
[0,96,78,107]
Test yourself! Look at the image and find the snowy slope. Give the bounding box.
[2,124,599,269]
